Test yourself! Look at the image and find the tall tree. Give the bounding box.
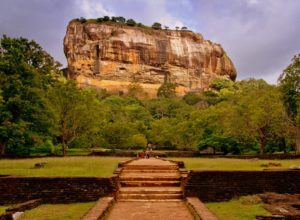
[47,81,102,156]
[0,36,60,156]
[126,19,136,26]
[152,22,162,29]
[279,54,300,153]
[157,82,176,98]
[224,80,288,154]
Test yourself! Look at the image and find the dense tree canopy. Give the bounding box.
[47,81,103,156]
[279,54,300,153]
[0,35,61,155]
[152,22,162,29]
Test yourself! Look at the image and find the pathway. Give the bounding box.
[106,158,194,220]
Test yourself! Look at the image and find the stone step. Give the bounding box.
[120,180,181,187]
[117,199,183,202]
[123,165,178,170]
[118,193,183,200]
[120,172,180,177]
[119,187,182,195]
[122,169,179,173]
[120,176,180,181]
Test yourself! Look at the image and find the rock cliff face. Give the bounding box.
[64,20,236,97]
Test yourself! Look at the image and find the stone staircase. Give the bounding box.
[117,159,183,201]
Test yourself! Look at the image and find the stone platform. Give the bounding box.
[107,201,194,220]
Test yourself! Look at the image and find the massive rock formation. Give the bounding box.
[64,20,236,97]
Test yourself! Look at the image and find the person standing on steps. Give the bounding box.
[146,143,152,158]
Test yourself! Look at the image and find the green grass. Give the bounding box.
[173,157,300,170]
[20,202,95,220]
[0,157,128,177]
[30,148,95,156]
[206,197,269,220]
[1,156,299,177]
[0,206,8,215]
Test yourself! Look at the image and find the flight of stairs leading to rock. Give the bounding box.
[117,159,184,201]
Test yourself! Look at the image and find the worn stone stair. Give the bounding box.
[120,180,181,187]
[117,159,183,201]
[119,187,182,194]
[123,165,178,170]
[118,187,182,200]
[122,169,178,173]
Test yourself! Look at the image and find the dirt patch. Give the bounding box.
[260,162,282,168]
[259,193,300,218]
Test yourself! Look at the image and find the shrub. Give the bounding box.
[152,22,162,30]
[97,17,104,22]
[111,16,117,22]
[183,92,201,105]
[211,78,234,91]
[157,82,177,98]
[126,19,136,26]
[137,23,144,28]
[78,17,87,23]
[116,16,126,23]
[103,16,110,21]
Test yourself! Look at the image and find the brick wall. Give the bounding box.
[184,170,300,202]
[0,176,118,205]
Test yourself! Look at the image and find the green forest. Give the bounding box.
[0,35,299,156]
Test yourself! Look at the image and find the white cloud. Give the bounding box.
[159,15,184,29]
[246,0,259,6]
[77,0,115,18]
[142,0,184,29]
[191,0,300,84]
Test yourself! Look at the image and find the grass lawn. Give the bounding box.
[206,196,270,220]
[20,202,95,220]
[173,157,300,170]
[1,156,300,177]
[0,157,128,177]
[0,206,8,215]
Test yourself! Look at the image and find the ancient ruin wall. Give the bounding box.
[0,176,117,204]
[183,170,300,202]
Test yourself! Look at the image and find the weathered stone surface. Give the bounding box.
[0,176,117,204]
[64,21,237,97]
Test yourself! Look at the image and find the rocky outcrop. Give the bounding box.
[64,20,236,97]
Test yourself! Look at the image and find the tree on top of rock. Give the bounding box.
[103,16,110,21]
[152,22,162,30]
[126,19,136,26]
[116,16,126,23]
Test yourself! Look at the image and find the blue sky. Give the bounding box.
[1,0,300,83]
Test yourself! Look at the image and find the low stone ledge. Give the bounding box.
[184,170,300,202]
[0,177,117,204]
[81,197,115,220]
[256,215,300,219]
[0,199,43,220]
[6,199,42,212]
[186,197,218,220]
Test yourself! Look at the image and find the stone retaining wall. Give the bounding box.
[0,176,118,205]
[184,170,300,202]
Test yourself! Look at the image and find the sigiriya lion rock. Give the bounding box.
[64,19,236,97]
